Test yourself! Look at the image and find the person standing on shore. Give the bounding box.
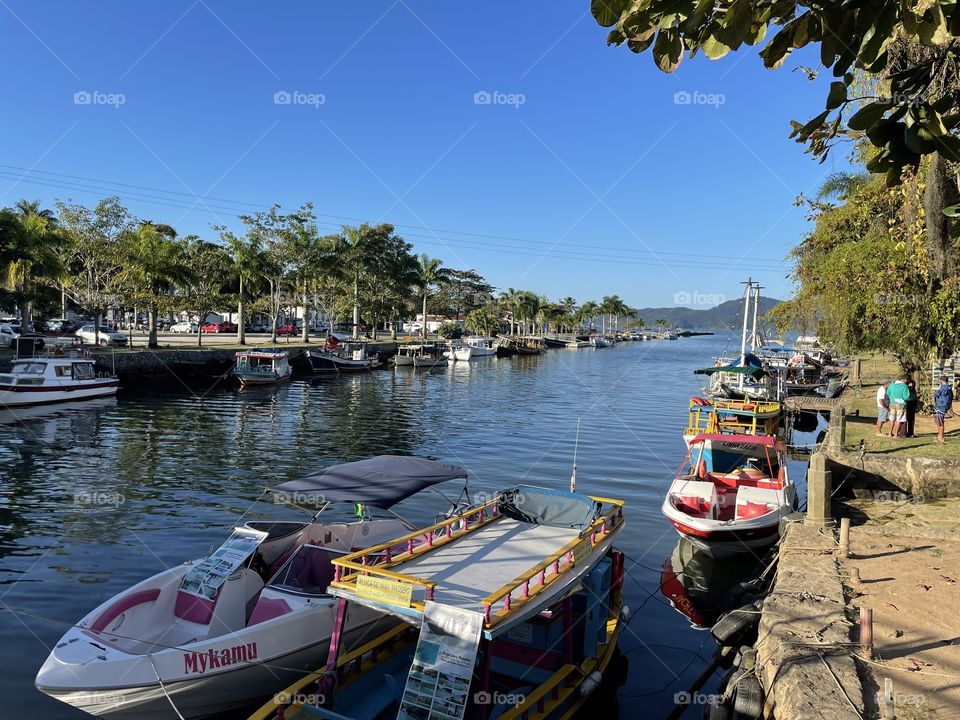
[905,377,918,437]
[875,380,890,436]
[934,376,954,444]
[887,377,911,438]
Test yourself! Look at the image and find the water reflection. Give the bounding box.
[659,537,768,629]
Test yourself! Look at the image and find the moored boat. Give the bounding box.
[0,352,118,407]
[36,456,471,719]
[463,335,496,357]
[683,396,782,447]
[247,485,627,720]
[589,335,613,348]
[233,348,292,386]
[661,433,796,558]
[308,341,381,373]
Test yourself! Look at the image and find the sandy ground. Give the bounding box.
[840,498,960,719]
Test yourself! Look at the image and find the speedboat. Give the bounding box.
[0,353,118,407]
[247,485,627,720]
[589,335,613,348]
[233,348,292,386]
[308,342,381,372]
[36,456,471,719]
[661,433,796,558]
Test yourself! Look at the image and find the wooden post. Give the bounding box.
[859,607,874,659]
[839,517,851,558]
[805,453,833,527]
[880,678,895,719]
[829,407,847,449]
[851,357,862,385]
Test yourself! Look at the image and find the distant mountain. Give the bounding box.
[633,296,783,330]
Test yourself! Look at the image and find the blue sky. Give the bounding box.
[0,1,846,308]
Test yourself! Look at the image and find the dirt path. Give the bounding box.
[840,499,960,719]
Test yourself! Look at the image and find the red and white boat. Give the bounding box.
[661,433,796,558]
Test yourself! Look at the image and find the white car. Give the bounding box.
[170,320,198,333]
[0,323,21,347]
[76,325,128,347]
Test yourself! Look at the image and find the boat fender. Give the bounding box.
[723,667,749,701]
[705,701,732,720]
[621,604,631,623]
[579,670,603,696]
[710,601,761,644]
[732,673,764,719]
[738,647,757,672]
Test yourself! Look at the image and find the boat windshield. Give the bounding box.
[694,446,778,476]
[11,362,46,375]
[268,544,344,596]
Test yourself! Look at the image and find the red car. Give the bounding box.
[201,321,238,334]
[274,324,298,336]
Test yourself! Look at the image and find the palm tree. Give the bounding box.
[465,305,499,336]
[4,201,65,329]
[224,234,265,345]
[412,254,452,340]
[655,318,669,333]
[121,223,190,348]
[578,300,599,333]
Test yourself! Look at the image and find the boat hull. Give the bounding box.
[0,380,118,407]
[236,372,291,387]
[308,352,379,372]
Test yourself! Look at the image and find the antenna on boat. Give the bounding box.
[570,417,581,493]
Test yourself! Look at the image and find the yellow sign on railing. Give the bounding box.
[356,575,414,608]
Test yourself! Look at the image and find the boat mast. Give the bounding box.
[750,284,763,352]
[738,278,753,392]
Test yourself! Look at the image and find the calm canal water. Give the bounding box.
[0,334,808,718]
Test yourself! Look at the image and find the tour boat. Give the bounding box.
[494,335,544,356]
[683,396,782,447]
[36,456,471,719]
[247,485,626,720]
[308,342,381,373]
[661,434,795,558]
[0,354,118,407]
[233,349,292,387]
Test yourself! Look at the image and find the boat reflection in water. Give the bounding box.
[659,537,766,629]
[0,396,117,427]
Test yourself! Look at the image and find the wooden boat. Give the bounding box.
[36,457,471,719]
[494,335,543,356]
[412,355,447,369]
[247,485,626,720]
[542,336,569,349]
[661,434,796,558]
[0,352,118,407]
[683,396,782,447]
[308,342,381,373]
[394,344,437,366]
[233,349,291,387]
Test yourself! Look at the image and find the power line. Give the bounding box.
[0,163,791,266]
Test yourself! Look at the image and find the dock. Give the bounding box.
[784,395,840,412]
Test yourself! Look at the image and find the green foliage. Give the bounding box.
[465,305,500,336]
[595,2,960,186]
[437,321,463,339]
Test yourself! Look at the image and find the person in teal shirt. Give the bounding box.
[886,377,911,438]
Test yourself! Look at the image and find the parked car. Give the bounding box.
[219,321,237,333]
[201,321,236,334]
[75,325,128,347]
[170,321,198,333]
[40,319,78,334]
[245,322,268,333]
[274,324,298,336]
[0,323,21,348]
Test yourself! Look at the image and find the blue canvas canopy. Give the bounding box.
[273,455,468,508]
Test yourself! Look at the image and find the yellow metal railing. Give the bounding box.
[329,494,625,628]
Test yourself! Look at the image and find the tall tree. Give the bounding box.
[217,227,266,346]
[181,239,231,348]
[121,222,189,348]
[412,254,453,340]
[4,200,65,329]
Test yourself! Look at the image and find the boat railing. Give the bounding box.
[330,496,503,607]
[479,500,623,625]
[330,495,625,629]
